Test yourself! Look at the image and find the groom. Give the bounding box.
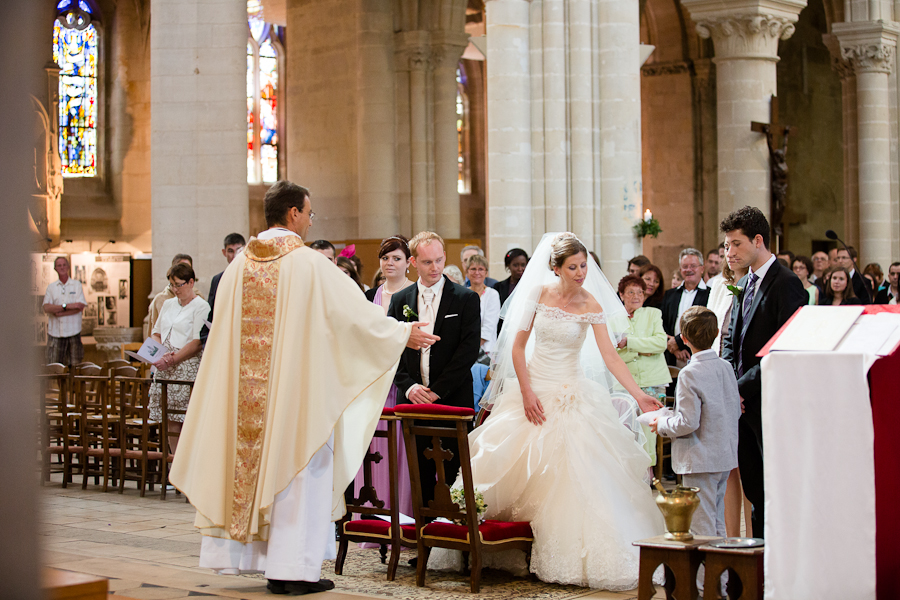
[388,231,481,506]
[721,206,807,538]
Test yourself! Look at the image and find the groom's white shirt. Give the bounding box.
[406,275,445,398]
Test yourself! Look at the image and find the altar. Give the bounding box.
[761,306,900,600]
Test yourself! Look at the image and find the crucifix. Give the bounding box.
[751,95,797,253]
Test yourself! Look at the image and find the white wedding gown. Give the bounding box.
[462,304,665,590]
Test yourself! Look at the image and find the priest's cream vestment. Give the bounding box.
[169,230,411,580]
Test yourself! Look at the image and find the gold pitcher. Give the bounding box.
[652,479,701,541]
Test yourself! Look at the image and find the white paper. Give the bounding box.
[836,313,900,356]
[125,337,167,364]
[374,512,415,525]
[769,305,864,352]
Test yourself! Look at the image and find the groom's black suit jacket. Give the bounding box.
[387,276,481,409]
[722,259,807,439]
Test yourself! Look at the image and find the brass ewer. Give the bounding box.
[652,479,700,541]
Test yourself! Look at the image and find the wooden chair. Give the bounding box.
[113,376,163,496]
[157,378,194,500]
[336,407,416,581]
[395,404,534,593]
[75,375,118,491]
[103,359,132,373]
[40,367,71,483]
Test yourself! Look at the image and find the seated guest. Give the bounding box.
[651,306,740,544]
[443,264,465,286]
[466,254,501,362]
[704,248,722,282]
[875,262,899,304]
[792,256,819,305]
[346,251,368,290]
[460,245,498,287]
[776,250,795,268]
[371,268,386,290]
[471,362,490,409]
[640,264,665,309]
[811,251,830,283]
[864,263,886,294]
[493,248,529,307]
[671,269,684,290]
[149,262,210,451]
[337,256,364,292]
[834,246,872,303]
[628,254,651,277]
[310,239,336,263]
[819,267,863,305]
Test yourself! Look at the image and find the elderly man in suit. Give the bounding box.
[721,206,808,538]
[388,232,481,507]
[662,248,711,366]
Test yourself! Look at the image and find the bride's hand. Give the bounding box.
[522,389,546,425]
[636,391,664,414]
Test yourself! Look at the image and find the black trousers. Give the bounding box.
[737,416,765,539]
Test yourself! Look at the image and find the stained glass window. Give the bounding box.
[457,65,471,195]
[247,1,281,184]
[54,1,99,178]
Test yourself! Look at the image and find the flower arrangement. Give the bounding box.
[402,304,418,322]
[633,217,662,239]
[726,284,744,297]
[450,486,487,525]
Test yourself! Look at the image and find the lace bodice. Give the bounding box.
[533,303,605,349]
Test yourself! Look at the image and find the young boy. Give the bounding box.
[650,306,741,538]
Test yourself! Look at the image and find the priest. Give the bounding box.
[169,181,439,594]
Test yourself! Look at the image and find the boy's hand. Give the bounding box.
[740,396,746,414]
[649,417,659,434]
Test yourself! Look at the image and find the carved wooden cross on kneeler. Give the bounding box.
[751,95,798,254]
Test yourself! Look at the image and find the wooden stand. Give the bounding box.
[633,535,720,600]
[701,544,764,600]
[43,568,108,600]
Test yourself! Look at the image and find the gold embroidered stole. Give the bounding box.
[229,235,304,542]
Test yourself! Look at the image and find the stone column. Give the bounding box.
[486,0,533,271]
[692,58,719,250]
[833,21,899,268]
[397,32,433,234]
[357,0,398,238]
[432,32,470,238]
[683,0,806,224]
[597,0,643,275]
[824,33,860,250]
[150,0,248,296]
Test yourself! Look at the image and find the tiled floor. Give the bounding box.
[40,473,665,599]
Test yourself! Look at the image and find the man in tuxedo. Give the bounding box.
[199,232,245,346]
[875,262,899,304]
[388,232,481,506]
[721,206,808,538]
[834,246,873,304]
[662,248,710,366]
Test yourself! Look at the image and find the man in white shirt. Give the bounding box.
[42,256,86,366]
[662,248,710,365]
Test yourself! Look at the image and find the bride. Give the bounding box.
[462,233,665,590]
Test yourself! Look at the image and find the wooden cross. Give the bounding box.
[751,95,800,253]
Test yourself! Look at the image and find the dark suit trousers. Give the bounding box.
[738,416,765,539]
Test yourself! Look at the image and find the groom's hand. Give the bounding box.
[407,322,440,350]
[408,385,434,404]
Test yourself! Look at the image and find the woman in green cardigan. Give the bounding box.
[612,275,672,465]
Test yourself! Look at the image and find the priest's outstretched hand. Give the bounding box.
[407,321,440,350]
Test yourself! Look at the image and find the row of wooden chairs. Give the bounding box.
[336,405,534,593]
[40,361,191,499]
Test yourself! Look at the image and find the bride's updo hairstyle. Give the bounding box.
[549,233,588,272]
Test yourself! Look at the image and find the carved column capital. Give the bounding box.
[430,32,470,71]
[682,0,805,61]
[692,14,797,60]
[822,33,855,81]
[831,21,900,76]
[395,30,433,72]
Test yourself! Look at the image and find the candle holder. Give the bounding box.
[634,217,662,238]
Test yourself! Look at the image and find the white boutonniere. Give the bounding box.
[726,284,744,297]
[402,304,418,322]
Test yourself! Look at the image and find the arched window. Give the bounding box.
[247,1,283,184]
[457,64,471,194]
[54,0,99,178]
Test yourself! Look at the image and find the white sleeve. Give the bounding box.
[481,289,501,345]
[191,301,211,340]
[42,286,54,306]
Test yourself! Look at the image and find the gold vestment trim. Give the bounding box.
[229,235,304,542]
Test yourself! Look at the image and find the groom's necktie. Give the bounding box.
[737,272,760,377]
[420,288,436,386]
